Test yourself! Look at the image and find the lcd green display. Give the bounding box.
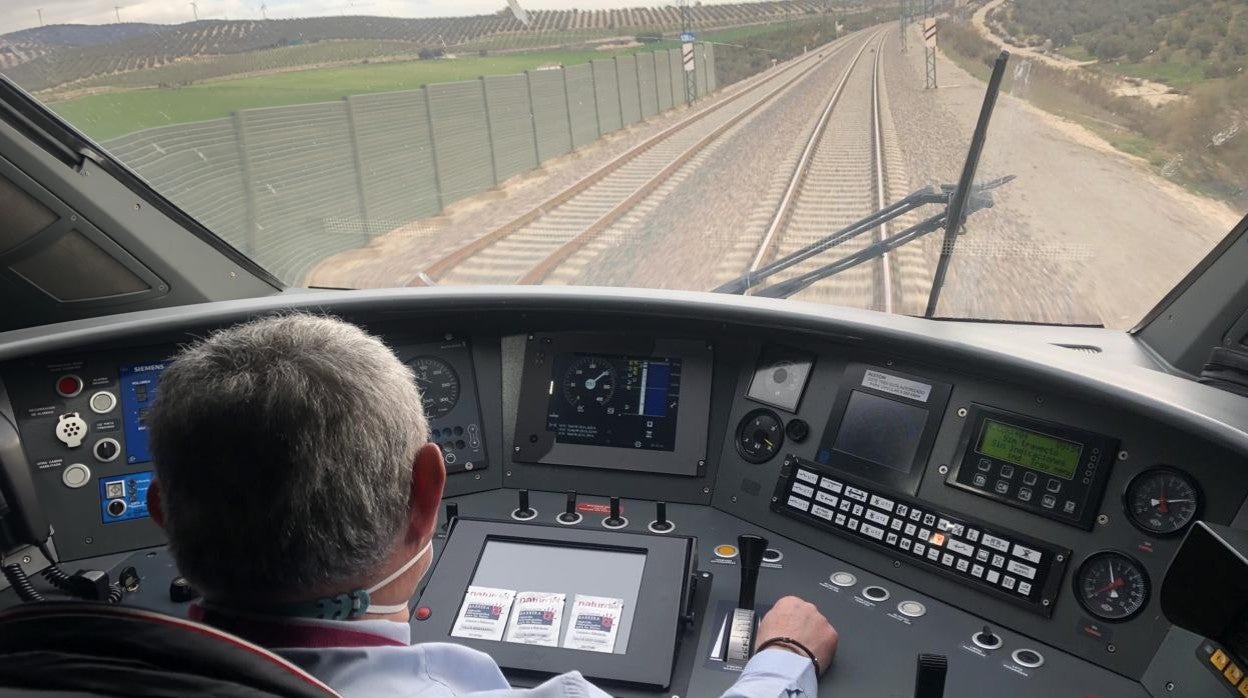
[975,419,1082,480]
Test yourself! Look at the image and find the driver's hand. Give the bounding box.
[755,595,838,674]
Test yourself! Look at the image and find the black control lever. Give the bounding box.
[650,501,673,533]
[914,653,948,698]
[604,497,625,528]
[513,489,536,520]
[557,491,581,524]
[443,502,458,530]
[723,533,769,664]
[737,534,767,611]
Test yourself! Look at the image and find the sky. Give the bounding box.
[1,1,701,36]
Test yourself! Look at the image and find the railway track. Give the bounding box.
[743,30,898,311]
[415,32,873,287]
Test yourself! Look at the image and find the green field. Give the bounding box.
[54,48,635,140]
[50,20,821,141]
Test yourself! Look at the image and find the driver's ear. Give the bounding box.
[408,442,446,542]
[147,479,166,529]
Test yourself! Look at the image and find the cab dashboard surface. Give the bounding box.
[1,287,1247,698]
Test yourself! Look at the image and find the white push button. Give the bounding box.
[829,571,857,587]
[62,463,91,489]
[89,391,117,414]
[897,601,926,618]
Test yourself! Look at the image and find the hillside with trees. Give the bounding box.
[986,0,1248,82]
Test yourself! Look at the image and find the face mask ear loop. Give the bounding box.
[363,538,433,615]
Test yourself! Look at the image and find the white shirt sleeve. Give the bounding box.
[719,648,818,697]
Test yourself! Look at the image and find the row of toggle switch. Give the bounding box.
[442,491,678,534]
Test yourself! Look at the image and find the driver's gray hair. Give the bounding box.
[147,313,428,601]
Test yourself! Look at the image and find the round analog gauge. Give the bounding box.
[1124,467,1201,536]
[562,357,616,408]
[410,356,460,419]
[1074,551,1150,622]
[737,409,785,464]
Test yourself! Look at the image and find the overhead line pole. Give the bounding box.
[923,0,937,88]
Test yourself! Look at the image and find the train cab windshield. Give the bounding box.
[1,2,1248,698]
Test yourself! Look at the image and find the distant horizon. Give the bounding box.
[1,0,776,39]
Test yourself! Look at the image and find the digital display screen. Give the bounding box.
[975,419,1083,480]
[545,353,681,451]
[466,540,646,654]
[828,390,929,473]
[119,362,168,464]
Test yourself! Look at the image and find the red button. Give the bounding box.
[414,607,432,621]
[56,375,83,398]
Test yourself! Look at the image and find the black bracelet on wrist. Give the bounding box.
[756,636,820,674]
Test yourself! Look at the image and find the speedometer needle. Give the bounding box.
[1095,578,1124,596]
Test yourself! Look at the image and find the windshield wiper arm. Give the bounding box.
[752,179,1013,299]
[925,50,1011,317]
[716,50,1013,307]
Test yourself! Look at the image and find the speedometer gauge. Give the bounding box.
[1074,551,1150,622]
[410,356,460,418]
[1124,467,1201,536]
[562,357,616,408]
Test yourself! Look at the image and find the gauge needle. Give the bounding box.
[584,371,610,389]
[1150,498,1193,506]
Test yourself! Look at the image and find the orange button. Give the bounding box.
[1226,663,1244,685]
[1213,649,1231,671]
[1238,677,1248,698]
[714,545,739,559]
[929,532,946,547]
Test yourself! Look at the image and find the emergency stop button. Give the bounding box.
[56,374,83,398]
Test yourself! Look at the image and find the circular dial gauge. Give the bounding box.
[562,357,616,408]
[1125,467,1201,536]
[737,409,785,464]
[1074,551,1150,622]
[410,356,460,419]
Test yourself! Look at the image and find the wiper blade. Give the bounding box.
[713,186,947,295]
[752,178,1014,299]
[716,50,1013,309]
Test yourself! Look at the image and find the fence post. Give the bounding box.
[422,85,446,213]
[524,71,544,166]
[480,76,500,187]
[613,56,625,127]
[561,65,577,151]
[343,95,372,243]
[590,62,605,138]
[231,110,258,256]
[653,48,662,115]
[635,53,645,120]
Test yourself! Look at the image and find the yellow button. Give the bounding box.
[1213,650,1231,671]
[1238,677,1248,698]
[1226,663,1244,685]
[714,545,738,559]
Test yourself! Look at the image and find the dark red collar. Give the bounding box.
[190,603,409,649]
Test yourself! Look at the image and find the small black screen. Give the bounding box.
[830,390,928,473]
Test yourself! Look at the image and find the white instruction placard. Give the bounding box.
[504,591,566,647]
[451,586,515,641]
[562,595,624,653]
[862,369,932,403]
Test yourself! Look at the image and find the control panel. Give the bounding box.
[396,337,489,474]
[948,405,1120,530]
[5,350,169,559]
[774,456,1070,615]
